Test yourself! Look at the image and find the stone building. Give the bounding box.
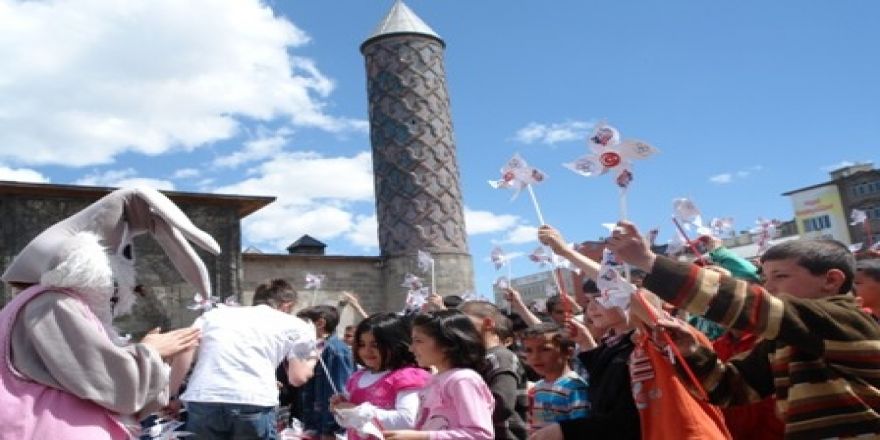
[0,180,273,337]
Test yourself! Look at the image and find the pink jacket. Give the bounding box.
[0,285,129,440]
[415,368,494,440]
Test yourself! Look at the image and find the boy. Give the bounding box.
[608,221,880,438]
[460,300,529,440]
[297,305,355,440]
[856,258,880,319]
[521,323,589,434]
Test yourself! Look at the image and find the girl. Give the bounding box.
[330,313,431,439]
[383,310,495,440]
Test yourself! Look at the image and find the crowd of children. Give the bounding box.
[148,219,880,440]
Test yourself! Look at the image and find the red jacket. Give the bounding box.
[712,332,785,440]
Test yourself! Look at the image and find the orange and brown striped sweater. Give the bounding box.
[644,256,880,440]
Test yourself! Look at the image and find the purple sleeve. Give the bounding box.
[427,374,494,440]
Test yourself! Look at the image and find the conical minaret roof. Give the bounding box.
[361,0,443,50]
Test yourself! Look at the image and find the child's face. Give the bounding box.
[549,304,567,325]
[343,327,355,347]
[410,326,446,369]
[586,297,624,333]
[762,258,837,299]
[855,271,880,310]
[356,331,383,371]
[522,334,568,380]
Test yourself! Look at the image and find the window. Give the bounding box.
[802,214,831,232]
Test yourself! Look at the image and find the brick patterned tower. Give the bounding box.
[361,1,474,308]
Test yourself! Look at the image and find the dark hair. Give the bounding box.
[459,300,513,340]
[857,259,880,283]
[443,295,464,309]
[545,295,564,313]
[582,279,599,294]
[353,313,418,371]
[412,310,486,370]
[522,322,575,353]
[508,311,529,333]
[761,239,856,294]
[253,278,298,308]
[297,305,341,333]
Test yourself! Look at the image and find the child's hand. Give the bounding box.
[607,221,656,272]
[329,393,349,408]
[566,318,596,351]
[528,423,563,440]
[537,225,568,254]
[503,287,524,306]
[383,430,429,440]
[652,317,700,357]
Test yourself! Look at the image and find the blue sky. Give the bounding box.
[1,0,878,300]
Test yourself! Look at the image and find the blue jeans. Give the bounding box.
[185,402,277,440]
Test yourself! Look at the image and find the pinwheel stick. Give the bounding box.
[431,260,436,295]
[525,184,567,311]
[526,184,546,226]
[317,355,341,396]
[619,187,628,222]
[671,217,705,260]
[312,288,319,307]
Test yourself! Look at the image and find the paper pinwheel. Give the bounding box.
[564,122,658,189]
[488,153,547,200]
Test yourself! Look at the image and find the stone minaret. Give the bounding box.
[361,1,474,308]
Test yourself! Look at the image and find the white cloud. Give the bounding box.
[0,0,365,167]
[214,128,290,168]
[215,150,375,250]
[513,120,594,145]
[76,168,175,190]
[709,173,733,184]
[499,225,538,245]
[346,214,379,249]
[464,208,520,235]
[216,151,374,202]
[0,164,49,183]
[709,165,762,184]
[172,168,200,179]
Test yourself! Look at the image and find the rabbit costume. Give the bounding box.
[0,186,220,439]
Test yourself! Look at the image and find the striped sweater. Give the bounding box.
[644,256,880,440]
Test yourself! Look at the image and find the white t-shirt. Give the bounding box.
[181,305,316,406]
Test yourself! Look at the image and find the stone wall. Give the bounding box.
[242,254,384,334]
[0,190,245,338]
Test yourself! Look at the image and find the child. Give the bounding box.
[536,225,733,440]
[521,323,589,434]
[297,305,355,440]
[459,300,529,440]
[384,310,495,440]
[856,258,880,319]
[330,313,431,439]
[607,221,880,438]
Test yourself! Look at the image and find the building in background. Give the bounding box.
[784,162,880,249]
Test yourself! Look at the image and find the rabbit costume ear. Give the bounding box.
[2,186,221,297]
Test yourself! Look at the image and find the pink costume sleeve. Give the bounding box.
[427,373,494,440]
